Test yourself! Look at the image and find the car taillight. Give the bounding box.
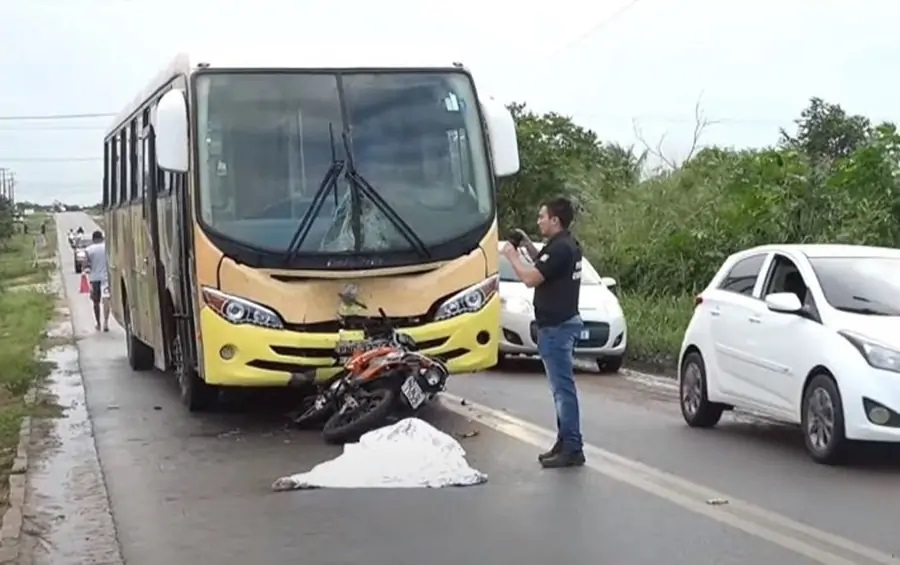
[694,295,703,307]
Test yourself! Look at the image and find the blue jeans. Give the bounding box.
[537,315,584,452]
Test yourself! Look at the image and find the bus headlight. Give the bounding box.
[434,275,499,322]
[201,287,284,329]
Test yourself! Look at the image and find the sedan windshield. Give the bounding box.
[808,256,900,316]
[499,253,603,285]
[195,71,492,258]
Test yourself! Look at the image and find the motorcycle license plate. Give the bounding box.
[580,329,590,340]
[401,375,426,410]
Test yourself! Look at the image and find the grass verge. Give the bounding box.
[618,292,695,376]
[0,218,57,505]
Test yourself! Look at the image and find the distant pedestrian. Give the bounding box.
[84,230,111,332]
[501,196,585,468]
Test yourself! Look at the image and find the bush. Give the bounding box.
[501,98,900,371]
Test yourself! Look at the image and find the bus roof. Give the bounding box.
[106,51,470,138]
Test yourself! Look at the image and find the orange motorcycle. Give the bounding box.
[293,306,449,444]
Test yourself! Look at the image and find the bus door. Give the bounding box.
[138,119,167,369]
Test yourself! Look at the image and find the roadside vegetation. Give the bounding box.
[501,97,897,373]
[0,204,56,496]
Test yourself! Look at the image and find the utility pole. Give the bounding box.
[7,171,15,207]
[0,168,7,200]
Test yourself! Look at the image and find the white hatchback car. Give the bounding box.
[678,244,900,464]
[498,242,627,372]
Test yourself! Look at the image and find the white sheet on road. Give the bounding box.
[272,418,488,490]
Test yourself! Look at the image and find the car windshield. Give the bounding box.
[195,71,492,259]
[498,252,603,284]
[808,256,900,316]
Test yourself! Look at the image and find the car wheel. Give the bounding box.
[801,374,848,465]
[596,354,624,374]
[679,351,724,428]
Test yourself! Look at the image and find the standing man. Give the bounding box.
[501,196,585,468]
[84,230,111,332]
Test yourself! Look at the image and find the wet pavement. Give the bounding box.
[24,211,900,565]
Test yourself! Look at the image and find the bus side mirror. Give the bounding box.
[481,96,520,178]
[155,89,189,173]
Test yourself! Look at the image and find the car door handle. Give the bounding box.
[748,315,761,323]
[710,310,720,317]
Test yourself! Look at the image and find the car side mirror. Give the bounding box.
[600,277,617,288]
[765,292,802,314]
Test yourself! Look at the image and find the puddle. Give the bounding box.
[19,334,121,564]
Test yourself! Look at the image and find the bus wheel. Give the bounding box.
[173,333,218,412]
[124,298,154,372]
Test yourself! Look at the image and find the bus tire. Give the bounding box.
[173,333,218,412]
[124,295,154,372]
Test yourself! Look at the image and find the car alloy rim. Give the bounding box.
[806,387,835,451]
[681,362,703,417]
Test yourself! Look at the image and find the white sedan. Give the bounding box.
[498,242,627,372]
[678,244,900,465]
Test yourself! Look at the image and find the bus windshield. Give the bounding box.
[195,71,493,258]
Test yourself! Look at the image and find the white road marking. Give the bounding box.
[439,392,900,565]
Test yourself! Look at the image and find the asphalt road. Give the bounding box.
[28,211,900,565]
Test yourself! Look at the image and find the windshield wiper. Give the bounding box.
[284,158,344,264]
[340,132,430,260]
[835,306,896,316]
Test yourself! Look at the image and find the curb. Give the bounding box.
[0,386,36,564]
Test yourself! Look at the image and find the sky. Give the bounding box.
[1,0,899,205]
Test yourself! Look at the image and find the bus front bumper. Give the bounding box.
[198,297,500,387]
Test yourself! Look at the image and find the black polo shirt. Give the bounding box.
[532,231,582,328]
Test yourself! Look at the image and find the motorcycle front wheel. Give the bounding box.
[321,387,397,445]
[292,394,335,430]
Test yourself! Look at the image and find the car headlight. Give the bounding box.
[201,286,284,329]
[839,330,900,373]
[434,275,499,321]
[501,296,533,315]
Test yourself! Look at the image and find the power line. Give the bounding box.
[15,181,98,187]
[0,157,101,162]
[0,112,115,121]
[541,0,643,62]
[0,125,106,131]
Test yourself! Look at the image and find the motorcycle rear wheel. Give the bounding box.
[322,387,397,445]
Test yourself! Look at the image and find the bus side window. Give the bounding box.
[130,119,139,201]
[110,137,119,207]
[103,142,110,209]
[119,130,128,204]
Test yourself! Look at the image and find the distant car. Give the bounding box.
[678,244,900,465]
[73,237,89,274]
[497,242,627,372]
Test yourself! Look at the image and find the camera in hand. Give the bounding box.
[507,228,528,247]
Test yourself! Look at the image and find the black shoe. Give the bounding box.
[538,440,562,462]
[540,450,586,469]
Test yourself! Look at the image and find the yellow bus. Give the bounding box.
[102,52,520,411]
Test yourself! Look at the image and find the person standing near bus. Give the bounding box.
[501,197,585,468]
[84,230,111,332]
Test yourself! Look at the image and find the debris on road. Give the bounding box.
[272,418,487,491]
[706,498,729,506]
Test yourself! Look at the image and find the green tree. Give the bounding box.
[0,196,14,240]
[498,103,604,234]
[780,97,872,162]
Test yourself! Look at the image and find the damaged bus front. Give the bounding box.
[149,57,519,410]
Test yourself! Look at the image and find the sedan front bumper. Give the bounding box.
[499,310,627,357]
